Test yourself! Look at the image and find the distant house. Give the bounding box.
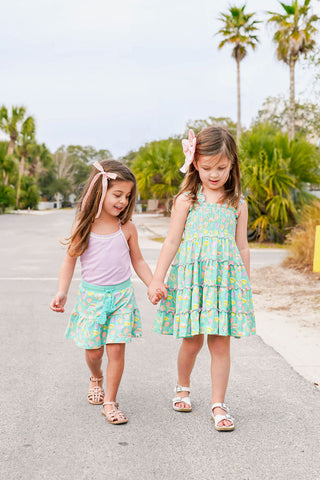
[38,192,63,210]
[69,193,76,206]
[38,201,59,210]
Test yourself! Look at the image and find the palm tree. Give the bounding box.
[0,141,16,187]
[240,123,320,241]
[15,116,36,206]
[28,143,52,178]
[216,5,260,142]
[0,106,27,155]
[0,142,17,211]
[19,176,40,210]
[131,138,183,203]
[268,0,320,141]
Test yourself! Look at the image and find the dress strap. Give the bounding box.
[197,186,205,203]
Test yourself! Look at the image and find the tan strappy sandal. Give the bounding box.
[87,376,105,405]
[102,402,128,424]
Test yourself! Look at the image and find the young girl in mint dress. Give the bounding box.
[148,126,255,431]
[50,160,156,425]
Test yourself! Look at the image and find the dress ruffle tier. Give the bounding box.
[153,194,256,338]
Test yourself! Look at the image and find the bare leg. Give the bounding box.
[103,343,126,414]
[174,335,204,409]
[207,335,232,427]
[86,347,104,389]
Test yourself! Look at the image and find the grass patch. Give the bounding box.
[151,237,165,243]
[249,242,288,249]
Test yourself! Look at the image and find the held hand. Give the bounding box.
[151,288,165,305]
[148,281,168,304]
[50,292,67,313]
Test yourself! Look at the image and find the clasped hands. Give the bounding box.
[147,280,168,305]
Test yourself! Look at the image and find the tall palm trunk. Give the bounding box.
[7,139,15,156]
[16,155,25,207]
[6,137,16,186]
[4,137,16,186]
[236,58,241,143]
[28,156,39,177]
[3,170,8,186]
[289,59,295,142]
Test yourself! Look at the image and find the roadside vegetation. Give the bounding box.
[283,200,320,270]
[0,108,112,212]
[0,1,319,259]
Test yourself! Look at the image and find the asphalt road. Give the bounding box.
[1,210,319,480]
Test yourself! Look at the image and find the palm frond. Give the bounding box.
[216,5,260,61]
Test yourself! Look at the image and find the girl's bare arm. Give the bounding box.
[235,200,250,279]
[148,194,190,300]
[50,253,77,312]
[127,222,153,287]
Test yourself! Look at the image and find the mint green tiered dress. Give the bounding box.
[153,191,256,338]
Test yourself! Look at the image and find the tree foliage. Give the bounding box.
[0,105,27,154]
[38,145,112,202]
[130,138,184,200]
[254,95,320,140]
[66,145,112,164]
[239,123,320,242]
[0,184,15,213]
[0,106,113,209]
[268,0,319,65]
[217,5,260,61]
[185,116,237,139]
[19,175,41,210]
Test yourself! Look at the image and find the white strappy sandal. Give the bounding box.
[211,402,235,431]
[172,385,192,412]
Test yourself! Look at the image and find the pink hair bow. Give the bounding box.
[180,129,196,173]
[81,161,117,218]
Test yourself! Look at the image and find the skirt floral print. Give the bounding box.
[65,279,142,349]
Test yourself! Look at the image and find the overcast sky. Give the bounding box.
[1,0,320,157]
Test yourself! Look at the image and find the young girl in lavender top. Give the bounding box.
[51,159,156,424]
[148,126,256,431]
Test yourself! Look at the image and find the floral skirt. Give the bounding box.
[65,279,142,348]
[153,261,256,338]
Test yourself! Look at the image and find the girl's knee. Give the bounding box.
[207,335,230,356]
[106,343,125,360]
[184,335,204,356]
[86,346,104,362]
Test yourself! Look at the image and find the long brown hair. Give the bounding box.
[177,125,241,208]
[67,159,137,257]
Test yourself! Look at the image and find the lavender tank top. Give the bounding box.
[80,222,131,286]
